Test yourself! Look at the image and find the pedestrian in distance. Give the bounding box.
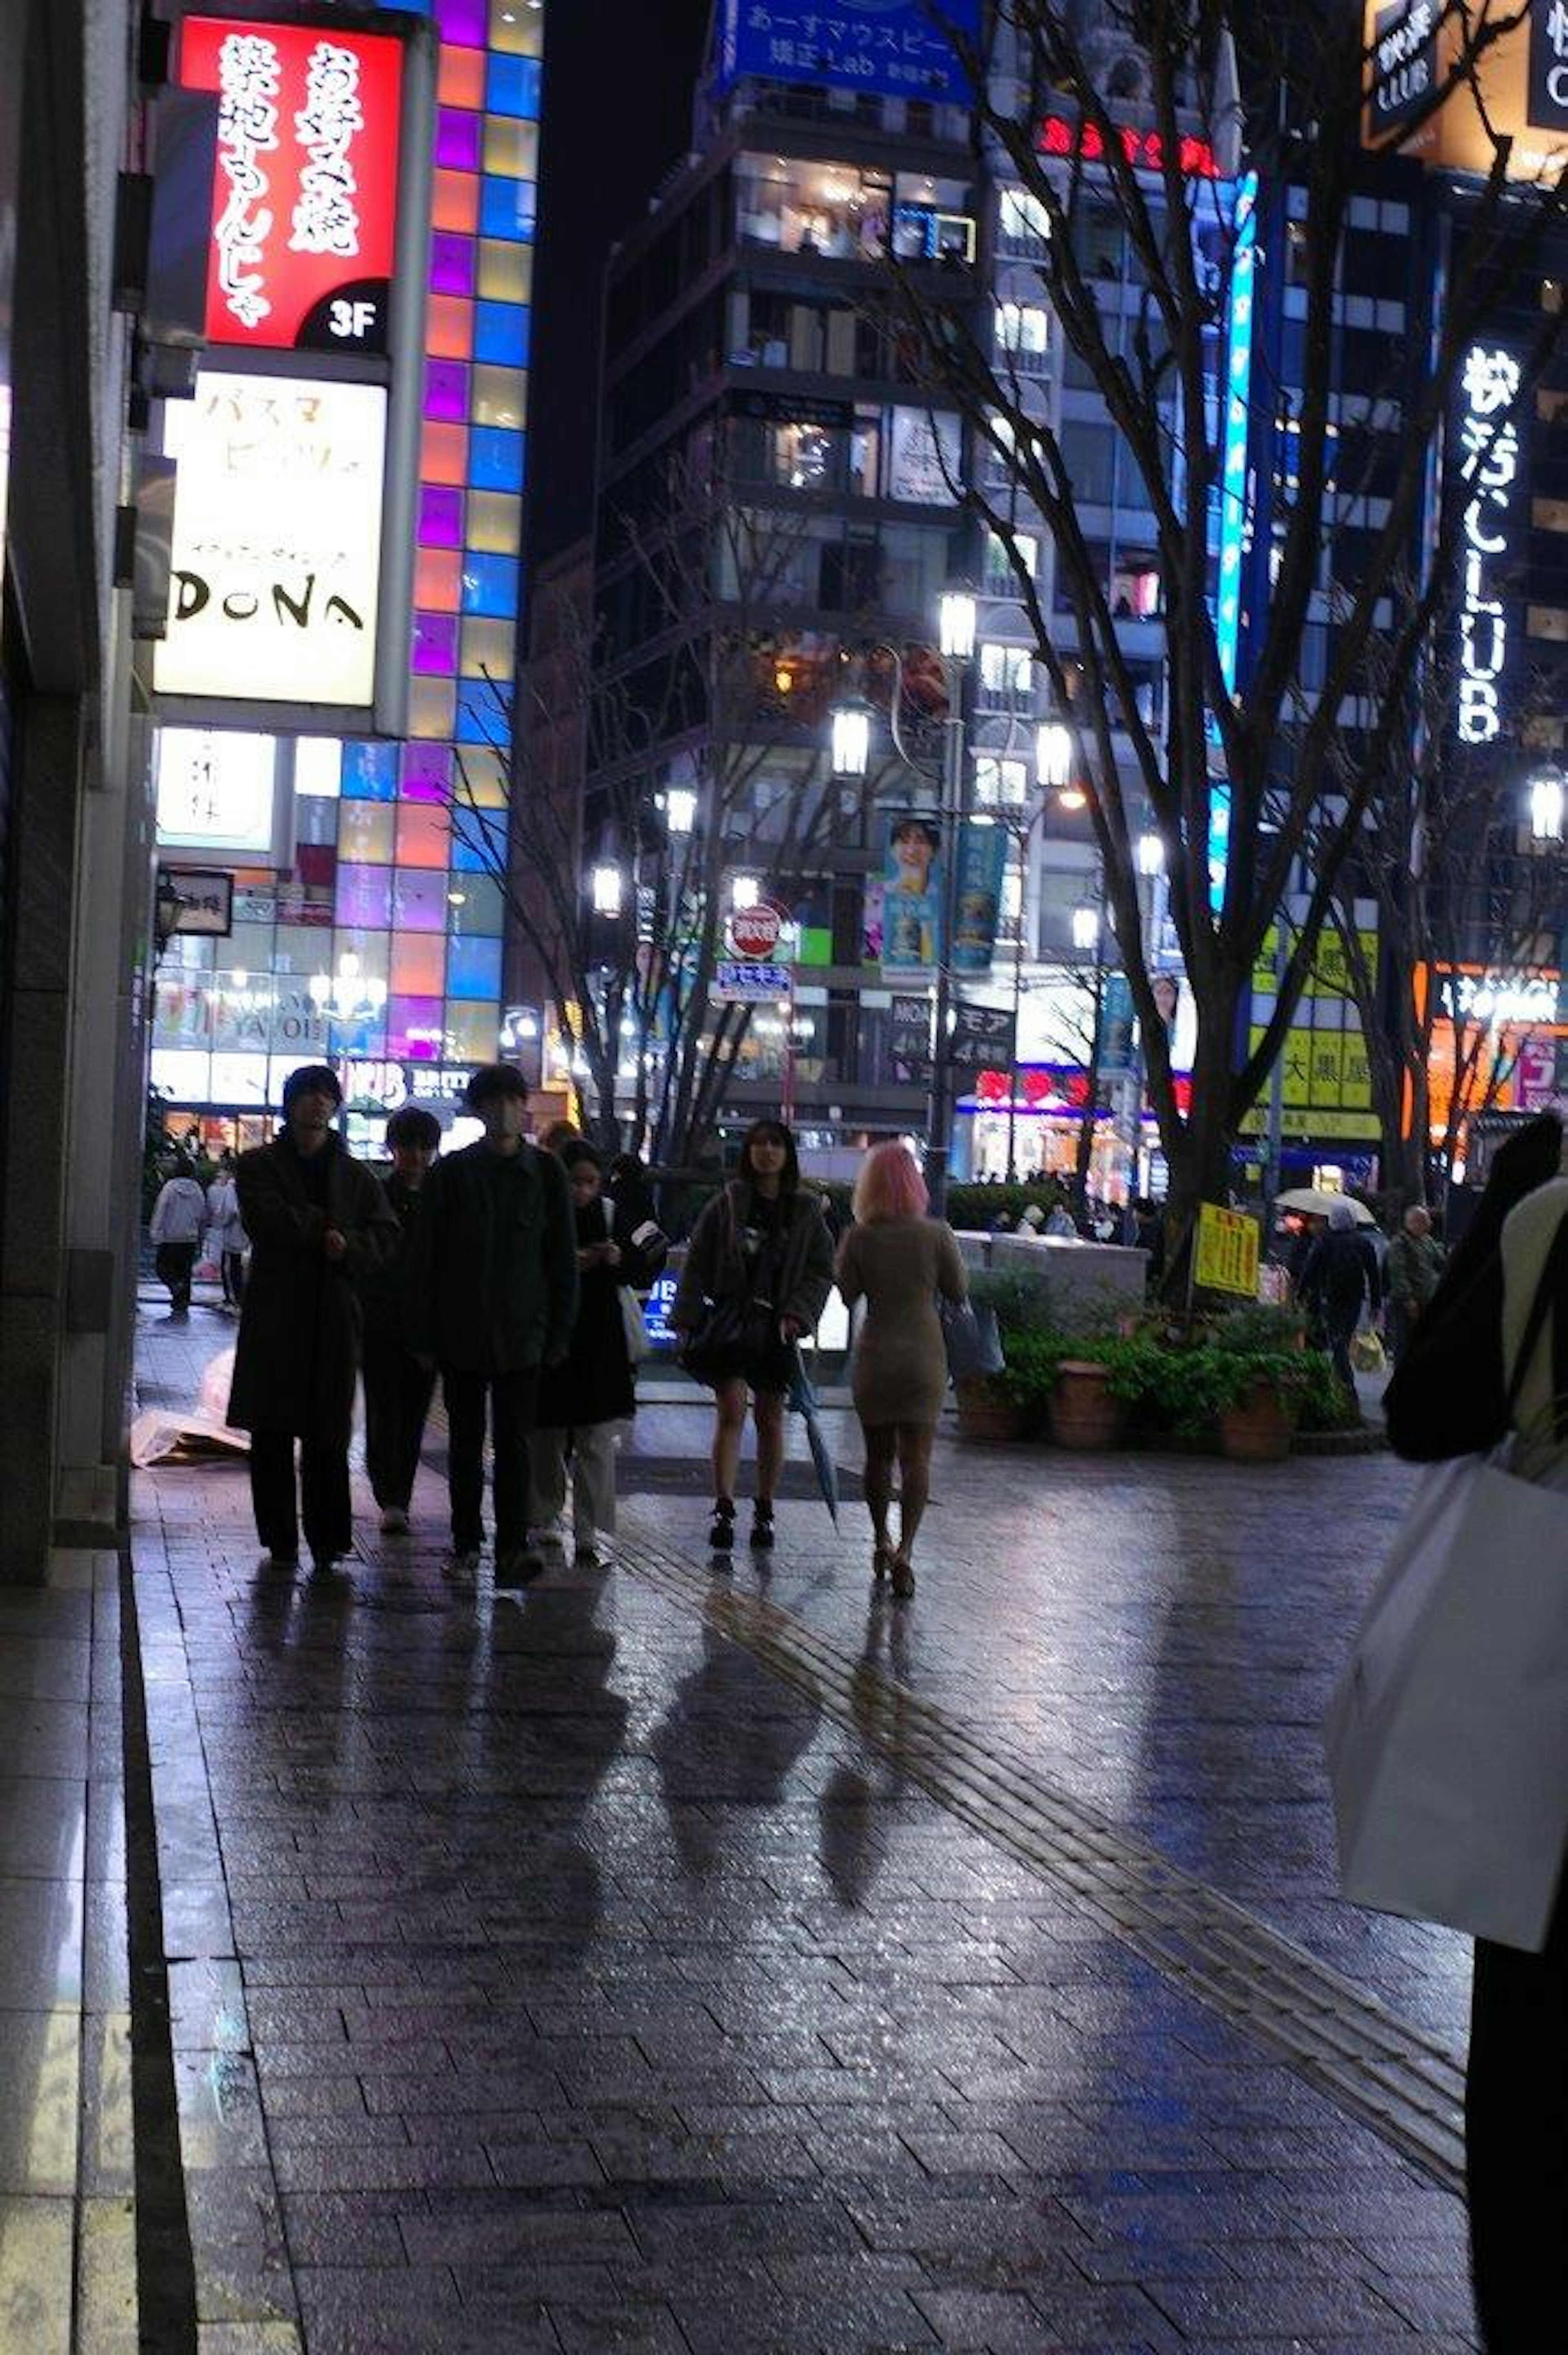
[404,1063,577,1586]
[228,1064,400,1575]
[1383,1111,1568,2352]
[1298,1198,1381,1399]
[526,1140,662,1566]
[358,1105,442,1536]
[834,1140,967,1599]
[204,1152,248,1309]
[149,1157,208,1315]
[1383,1203,1446,1366]
[672,1117,835,1555]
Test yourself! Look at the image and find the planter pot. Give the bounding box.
[1218,1381,1294,1463]
[954,1376,1030,1443]
[1047,1360,1126,1451]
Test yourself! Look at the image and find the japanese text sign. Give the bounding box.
[180,17,403,353]
[1452,343,1523,747]
[1194,1202,1260,1300]
[154,370,387,712]
[717,0,979,106]
[1364,0,1568,181]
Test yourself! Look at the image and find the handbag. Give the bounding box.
[679,1292,778,1385]
[1324,1229,1568,1950]
[1349,1328,1386,1375]
[604,1202,649,1365]
[940,1295,1004,1383]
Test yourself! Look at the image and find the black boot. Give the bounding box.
[750,1500,775,1550]
[708,1498,736,1551]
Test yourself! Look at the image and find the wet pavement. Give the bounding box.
[125,1294,1479,2353]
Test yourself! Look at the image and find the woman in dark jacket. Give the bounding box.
[357,1104,441,1535]
[1382,1111,1568,2351]
[229,1064,400,1572]
[526,1141,660,1564]
[671,1118,835,1552]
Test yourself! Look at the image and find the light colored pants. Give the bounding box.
[527,1422,618,1544]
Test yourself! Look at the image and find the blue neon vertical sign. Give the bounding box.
[1209,169,1257,912]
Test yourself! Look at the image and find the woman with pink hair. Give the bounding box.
[835,1140,967,1596]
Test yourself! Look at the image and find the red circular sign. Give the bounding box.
[728,902,784,959]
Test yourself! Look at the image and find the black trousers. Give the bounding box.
[221,1248,246,1306]
[155,1241,197,1308]
[361,1334,435,1510]
[1466,1869,1568,2348]
[248,1430,352,1562]
[441,1366,539,1552]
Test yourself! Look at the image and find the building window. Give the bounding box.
[975,756,1028,807]
[984,530,1037,592]
[978,642,1033,711]
[995,301,1050,372]
[998,185,1049,256]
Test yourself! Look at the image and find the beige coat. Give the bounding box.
[835,1216,966,1428]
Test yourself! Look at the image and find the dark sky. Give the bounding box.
[527,0,712,570]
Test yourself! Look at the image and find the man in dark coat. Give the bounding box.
[229,1064,400,1573]
[1297,1199,1381,1395]
[404,1064,577,1585]
[357,1104,442,1535]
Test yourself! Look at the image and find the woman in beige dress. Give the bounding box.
[835,1141,967,1597]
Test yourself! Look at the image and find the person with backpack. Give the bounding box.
[671,1119,834,1554]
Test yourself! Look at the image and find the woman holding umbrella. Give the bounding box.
[835,1139,967,1597]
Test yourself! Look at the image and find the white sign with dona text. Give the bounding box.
[155,370,387,711]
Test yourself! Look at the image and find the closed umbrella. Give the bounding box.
[1275,1187,1376,1225]
[786,1345,840,1527]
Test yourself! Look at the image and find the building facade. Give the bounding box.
[149,0,542,1159]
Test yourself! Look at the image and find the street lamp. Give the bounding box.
[1528,767,1565,844]
[938,588,977,661]
[663,785,697,836]
[591,862,624,917]
[1036,720,1072,791]
[731,872,760,910]
[1071,900,1101,955]
[1136,830,1165,877]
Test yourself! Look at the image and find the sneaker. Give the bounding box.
[494,1546,545,1588]
[708,1501,736,1551]
[379,1506,410,1535]
[750,1503,775,1551]
[445,1548,480,1581]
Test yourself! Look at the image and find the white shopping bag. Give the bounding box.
[1324,1455,1568,1952]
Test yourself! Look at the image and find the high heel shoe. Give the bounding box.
[872,1541,893,1583]
[890,1552,915,1599]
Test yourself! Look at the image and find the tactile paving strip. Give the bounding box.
[618,1509,1467,2194]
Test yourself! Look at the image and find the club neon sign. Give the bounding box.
[1454,344,1522,746]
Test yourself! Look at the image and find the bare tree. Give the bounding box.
[898,0,1564,1275]
[446,453,907,1160]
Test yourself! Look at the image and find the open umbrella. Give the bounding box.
[786,1344,840,1527]
[1274,1187,1375,1225]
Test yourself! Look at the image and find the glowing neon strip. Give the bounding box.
[1209,169,1256,912]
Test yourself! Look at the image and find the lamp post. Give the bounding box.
[1070,890,1106,1213]
[1528,765,1565,845]
[926,589,977,1216]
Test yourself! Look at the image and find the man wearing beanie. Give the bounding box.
[229,1063,400,1573]
[404,1062,577,1584]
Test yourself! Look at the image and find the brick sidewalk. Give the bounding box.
[128,1298,1477,2353]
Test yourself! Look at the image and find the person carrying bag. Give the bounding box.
[1326,1113,1567,2351]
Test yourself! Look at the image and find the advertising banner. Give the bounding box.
[949,1002,1017,1075]
[1098,972,1138,1076]
[179,16,404,355]
[154,370,388,714]
[1450,342,1525,749]
[1363,1,1568,182]
[951,819,1007,977]
[887,407,962,505]
[716,0,980,106]
[889,992,933,1084]
[866,812,943,975]
[712,959,792,1004]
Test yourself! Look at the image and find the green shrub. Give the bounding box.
[968,1264,1057,1340]
[1209,1300,1309,1354]
[947,1182,1065,1233]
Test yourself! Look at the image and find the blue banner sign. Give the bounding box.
[717,0,979,105]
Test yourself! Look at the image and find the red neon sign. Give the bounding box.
[1038,113,1220,179]
[180,17,403,354]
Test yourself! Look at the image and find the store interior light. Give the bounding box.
[1528,767,1566,843]
[938,589,978,661]
[1036,720,1072,790]
[1071,901,1100,954]
[830,701,871,779]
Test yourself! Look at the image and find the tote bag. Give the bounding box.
[603,1201,649,1365]
[1323,1450,1568,1950]
[940,1296,1004,1383]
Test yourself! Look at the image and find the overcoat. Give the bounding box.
[534,1195,662,1430]
[673,1180,835,1335]
[228,1135,399,1442]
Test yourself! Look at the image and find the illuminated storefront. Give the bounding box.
[152,0,540,1153]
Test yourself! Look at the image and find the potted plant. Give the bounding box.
[1036,1329,1166,1450]
[952,1269,1055,1442]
